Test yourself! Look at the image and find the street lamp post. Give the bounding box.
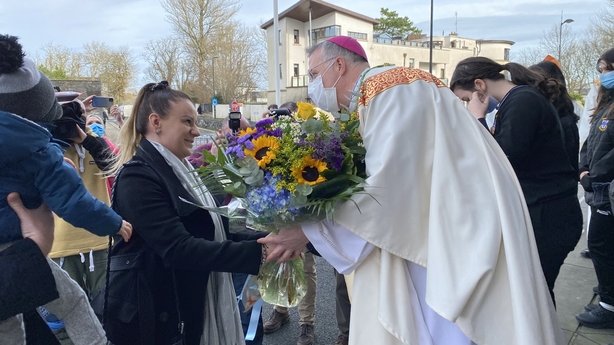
[211,56,218,118]
[429,0,434,74]
[558,12,574,64]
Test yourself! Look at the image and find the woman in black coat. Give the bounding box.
[450,57,583,305]
[576,48,614,329]
[103,82,265,345]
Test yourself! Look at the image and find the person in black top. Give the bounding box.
[450,57,582,305]
[576,47,614,329]
[102,82,266,345]
[529,60,580,175]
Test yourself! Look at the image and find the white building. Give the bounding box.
[261,0,514,105]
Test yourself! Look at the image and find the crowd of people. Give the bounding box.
[1,30,613,345]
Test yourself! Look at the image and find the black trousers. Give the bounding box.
[588,207,614,306]
[529,194,583,305]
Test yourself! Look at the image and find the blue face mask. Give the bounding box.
[600,70,614,90]
[89,123,105,137]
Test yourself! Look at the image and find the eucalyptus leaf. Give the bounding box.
[302,118,324,133]
[295,184,313,196]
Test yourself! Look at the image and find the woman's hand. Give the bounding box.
[257,225,309,263]
[467,91,489,119]
[82,95,95,113]
[69,124,88,144]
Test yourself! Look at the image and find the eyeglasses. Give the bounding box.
[308,57,336,81]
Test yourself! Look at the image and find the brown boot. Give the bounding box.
[263,309,290,334]
[297,323,315,345]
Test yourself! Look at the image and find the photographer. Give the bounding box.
[44,97,118,336]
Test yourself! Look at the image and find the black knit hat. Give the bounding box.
[0,34,62,122]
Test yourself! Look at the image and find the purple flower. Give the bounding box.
[188,143,213,168]
[256,117,274,128]
[312,133,345,171]
[225,144,245,159]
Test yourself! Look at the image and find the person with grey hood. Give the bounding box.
[0,34,132,345]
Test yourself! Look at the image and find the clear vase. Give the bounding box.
[257,256,307,308]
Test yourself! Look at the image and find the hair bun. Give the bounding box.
[0,34,25,74]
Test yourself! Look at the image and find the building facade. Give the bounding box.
[261,0,514,105]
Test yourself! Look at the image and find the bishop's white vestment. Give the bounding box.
[303,66,564,345]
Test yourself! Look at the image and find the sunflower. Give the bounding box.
[296,101,316,120]
[238,127,257,137]
[292,156,328,185]
[244,135,280,168]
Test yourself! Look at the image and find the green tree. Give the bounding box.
[38,65,68,80]
[375,8,421,39]
[81,42,135,103]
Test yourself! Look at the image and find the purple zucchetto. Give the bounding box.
[327,36,368,63]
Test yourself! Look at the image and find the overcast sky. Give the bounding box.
[0,0,606,85]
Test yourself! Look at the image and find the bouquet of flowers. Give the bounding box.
[195,102,366,307]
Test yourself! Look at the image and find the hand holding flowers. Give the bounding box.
[257,225,309,262]
[194,101,367,307]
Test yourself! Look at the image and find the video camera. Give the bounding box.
[269,108,291,118]
[50,101,86,143]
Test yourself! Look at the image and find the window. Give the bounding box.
[504,48,510,61]
[311,25,341,42]
[293,64,299,77]
[348,31,367,41]
[408,58,415,69]
[279,64,283,79]
[278,29,282,46]
[294,29,300,44]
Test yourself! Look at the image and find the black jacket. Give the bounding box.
[579,109,614,208]
[559,110,580,175]
[0,238,58,321]
[104,139,262,345]
[494,86,577,205]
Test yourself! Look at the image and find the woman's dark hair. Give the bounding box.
[109,81,192,175]
[450,57,559,102]
[598,48,614,72]
[595,48,614,120]
[529,61,578,123]
[279,101,298,113]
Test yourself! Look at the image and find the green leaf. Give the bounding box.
[295,183,313,196]
[244,169,264,185]
[302,119,324,133]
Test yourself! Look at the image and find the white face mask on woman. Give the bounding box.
[308,61,341,112]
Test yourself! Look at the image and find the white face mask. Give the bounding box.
[307,61,341,112]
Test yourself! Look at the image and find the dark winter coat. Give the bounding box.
[104,139,262,345]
